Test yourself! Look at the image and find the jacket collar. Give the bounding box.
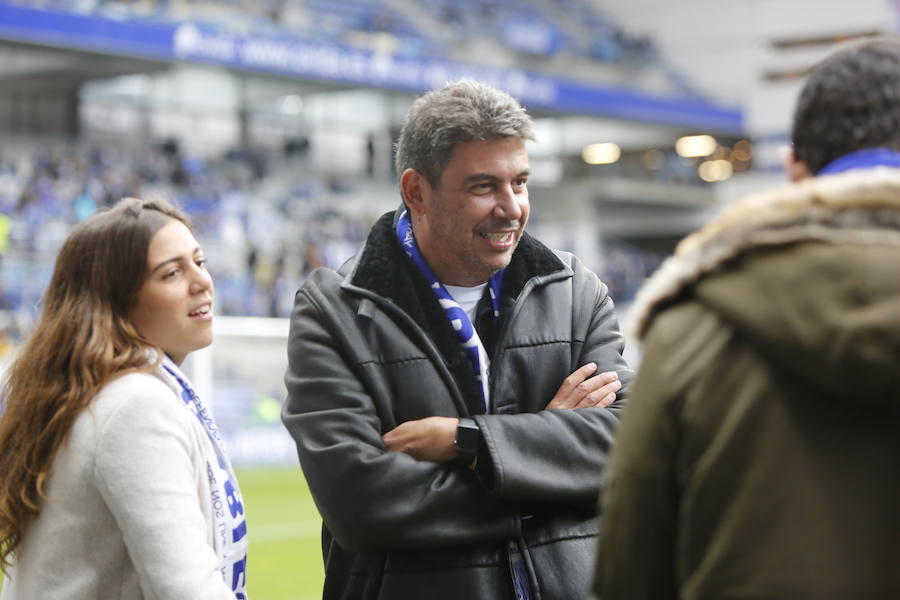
[343,208,566,414]
[628,167,900,341]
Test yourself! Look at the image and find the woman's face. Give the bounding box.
[127,218,214,365]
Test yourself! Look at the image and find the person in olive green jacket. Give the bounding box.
[594,36,900,600]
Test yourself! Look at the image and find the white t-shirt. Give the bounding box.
[444,282,487,324]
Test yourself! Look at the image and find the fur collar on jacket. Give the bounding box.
[346,209,565,414]
[629,167,900,341]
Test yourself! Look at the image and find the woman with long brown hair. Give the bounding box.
[0,197,248,599]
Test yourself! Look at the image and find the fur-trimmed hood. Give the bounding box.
[629,167,900,405]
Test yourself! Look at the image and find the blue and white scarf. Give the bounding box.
[396,211,532,598]
[819,148,900,175]
[395,209,503,411]
[156,355,249,599]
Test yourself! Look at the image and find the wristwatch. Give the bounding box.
[454,418,480,468]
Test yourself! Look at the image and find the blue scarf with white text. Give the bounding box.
[157,355,249,598]
[395,209,502,411]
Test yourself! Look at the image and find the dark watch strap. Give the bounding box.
[454,417,480,468]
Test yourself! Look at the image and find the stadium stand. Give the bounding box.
[0,0,751,339]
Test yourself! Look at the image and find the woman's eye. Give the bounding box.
[196,258,208,269]
[162,269,180,280]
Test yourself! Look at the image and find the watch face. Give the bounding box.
[456,421,479,453]
[454,419,479,467]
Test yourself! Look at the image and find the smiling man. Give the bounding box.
[283,79,632,600]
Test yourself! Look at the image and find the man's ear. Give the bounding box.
[400,169,431,216]
[782,147,813,182]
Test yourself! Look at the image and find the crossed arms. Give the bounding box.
[382,363,622,462]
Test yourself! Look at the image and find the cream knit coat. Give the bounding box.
[1,372,238,600]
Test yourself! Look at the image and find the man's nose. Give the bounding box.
[494,184,524,221]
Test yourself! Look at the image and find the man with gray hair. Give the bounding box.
[284,79,632,600]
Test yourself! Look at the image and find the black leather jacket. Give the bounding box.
[283,210,632,599]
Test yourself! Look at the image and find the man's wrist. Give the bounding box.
[453,418,480,468]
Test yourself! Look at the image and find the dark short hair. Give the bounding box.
[395,79,536,188]
[792,36,900,174]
